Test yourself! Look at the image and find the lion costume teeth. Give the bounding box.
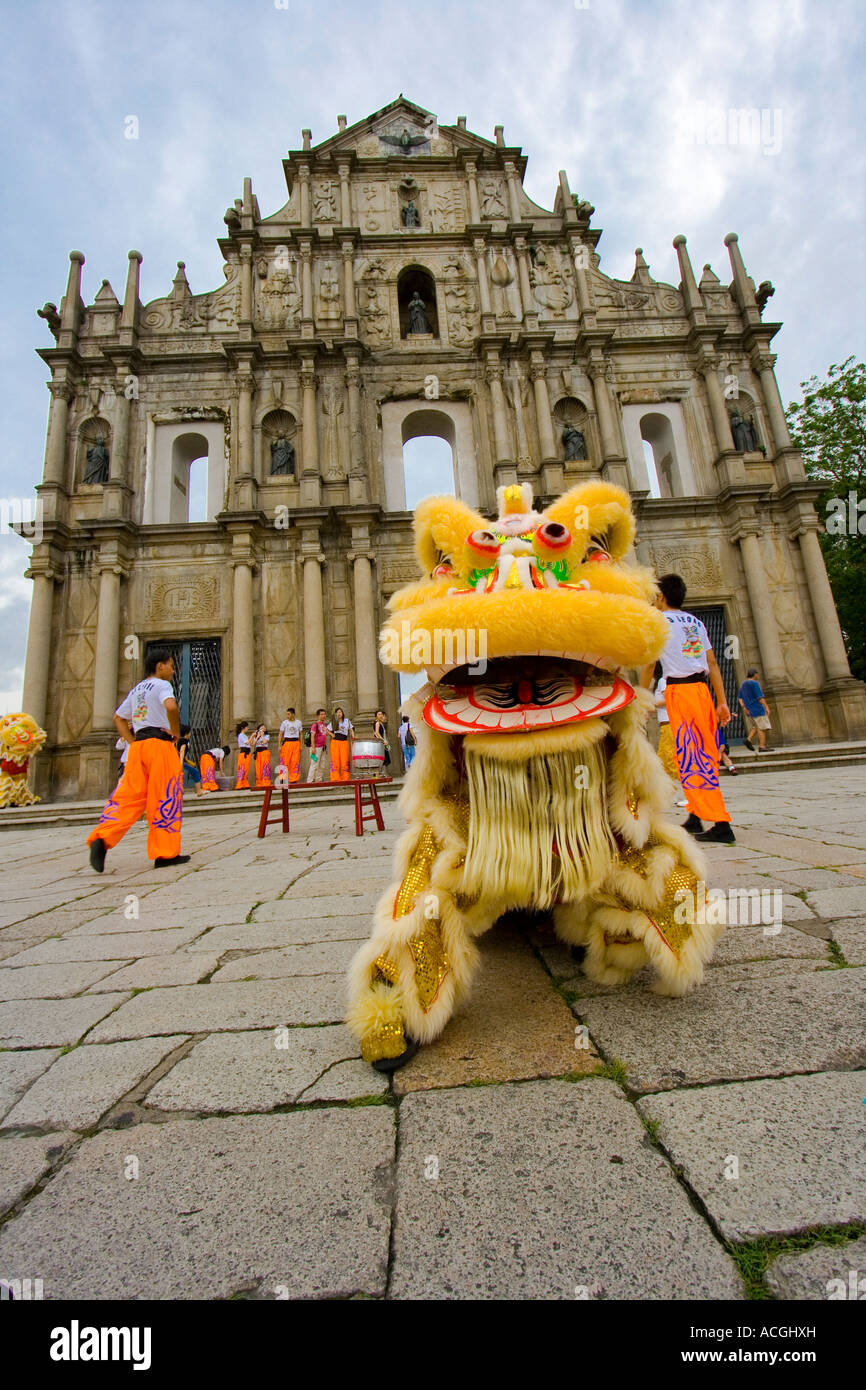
[347,481,725,1069]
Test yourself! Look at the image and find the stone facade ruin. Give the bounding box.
[22,97,866,799]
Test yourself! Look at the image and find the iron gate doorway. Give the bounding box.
[144,639,223,776]
[690,606,746,744]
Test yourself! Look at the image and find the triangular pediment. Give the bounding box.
[298,96,499,161]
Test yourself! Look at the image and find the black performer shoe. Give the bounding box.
[681,814,704,835]
[153,854,192,869]
[89,838,107,873]
[695,822,736,844]
[372,1037,420,1073]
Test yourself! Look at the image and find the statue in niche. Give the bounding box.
[317,263,341,320]
[314,182,338,221]
[407,291,431,334]
[529,245,572,314]
[480,180,507,219]
[729,409,758,452]
[401,200,421,227]
[84,436,110,484]
[562,424,587,461]
[270,436,295,476]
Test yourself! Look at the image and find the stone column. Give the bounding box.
[465,160,481,223]
[298,166,311,228]
[43,381,73,487]
[569,235,594,319]
[350,551,379,716]
[486,361,513,468]
[738,532,789,685]
[232,558,255,721]
[91,564,123,732]
[341,239,357,320]
[530,359,557,461]
[504,161,522,222]
[239,245,253,327]
[303,553,327,714]
[338,162,352,225]
[299,241,314,331]
[299,360,321,507]
[345,356,367,503]
[234,364,256,509]
[753,350,792,453]
[588,362,629,489]
[798,527,852,680]
[119,249,142,337]
[59,250,85,345]
[514,237,535,321]
[473,238,492,317]
[698,349,736,455]
[21,568,56,730]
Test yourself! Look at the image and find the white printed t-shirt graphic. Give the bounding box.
[279,719,303,740]
[116,678,174,732]
[660,611,712,678]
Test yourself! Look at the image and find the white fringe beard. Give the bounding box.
[462,742,617,909]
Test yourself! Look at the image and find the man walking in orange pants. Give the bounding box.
[87,648,190,871]
[641,574,735,845]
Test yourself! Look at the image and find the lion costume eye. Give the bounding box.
[533,521,571,561]
[465,529,501,567]
[586,533,611,563]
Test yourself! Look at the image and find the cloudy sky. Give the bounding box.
[1,0,864,710]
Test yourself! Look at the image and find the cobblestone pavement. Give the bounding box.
[0,767,863,1300]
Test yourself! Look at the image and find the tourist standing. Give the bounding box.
[178,724,204,798]
[235,721,252,788]
[640,574,735,844]
[200,744,230,792]
[398,715,416,771]
[328,707,354,782]
[738,668,771,752]
[252,725,272,787]
[306,708,329,782]
[86,647,189,871]
[373,709,391,771]
[279,707,303,783]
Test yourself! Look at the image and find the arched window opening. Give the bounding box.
[642,440,661,498]
[640,413,678,499]
[170,431,210,524]
[397,265,438,339]
[401,409,455,509]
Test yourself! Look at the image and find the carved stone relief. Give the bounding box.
[257,251,300,328]
[650,544,724,593]
[147,574,221,623]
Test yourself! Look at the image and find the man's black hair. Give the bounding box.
[145,647,173,675]
[287,707,295,715]
[658,574,686,608]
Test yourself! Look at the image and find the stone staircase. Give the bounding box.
[726,738,866,775]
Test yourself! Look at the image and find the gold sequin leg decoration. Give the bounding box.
[360,1020,407,1064]
[393,825,440,919]
[409,917,451,1013]
[644,863,702,957]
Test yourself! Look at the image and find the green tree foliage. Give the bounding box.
[787,357,866,681]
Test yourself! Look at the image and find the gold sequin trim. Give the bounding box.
[373,953,400,986]
[443,791,471,841]
[625,790,640,820]
[360,1021,406,1064]
[393,825,440,919]
[618,845,648,876]
[409,918,451,1013]
[644,864,699,956]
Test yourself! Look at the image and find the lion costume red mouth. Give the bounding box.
[423,656,635,735]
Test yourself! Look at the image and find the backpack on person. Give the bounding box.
[303,729,311,747]
[405,727,416,747]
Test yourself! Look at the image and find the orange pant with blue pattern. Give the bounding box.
[87,738,183,860]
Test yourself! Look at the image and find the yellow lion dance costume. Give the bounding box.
[347,481,724,1070]
[0,713,47,808]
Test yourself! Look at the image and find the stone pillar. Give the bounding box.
[299,359,321,507]
[672,234,704,317]
[724,231,760,322]
[345,356,367,503]
[119,249,142,337]
[698,349,737,455]
[798,527,853,681]
[235,364,256,509]
[514,237,535,322]
[485,360,512,465]
[588,362,630,490]
[298,166,311,228]
[59,250,85,345]
[738,532,789,686]
[473,238,492,317]
[299,241,314,330]
[91,564,123,731]
[232,558,255,721]
[753,349,792,453]
[568,235,594,319]
[341,239,357,320]
[350,551,379,716]
[338,162,352,225]
[465,160,481,223]
[531,358,563,494]
[239,245,253,328]
[303,553,327,715]
[43,380,72,487]
[21,569,56,730]
[504,161,522,222]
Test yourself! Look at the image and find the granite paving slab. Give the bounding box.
[830,917,866,965]
[765,1236,866,1300]
[211,940,359,981]
[146,1025,385,1112]
[638,1072,866,1240]
[0,1111,395,1299]
[390,1081,742,1299]
[806,886,866,920]
[0,961,126,1001]
[87,977,345,1041]
[0,1050,61,1122]
[251,894,381,922]
[0,994,130,1049]
[3,1036,189,1132]
[6,927,208,965]
[0,1132,78,1217]
[187,914,373,953]
[86,954,222,992]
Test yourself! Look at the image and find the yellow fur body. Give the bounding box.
[346,482,724,1064]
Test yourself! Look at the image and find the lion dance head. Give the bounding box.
[0,712,47,808]
[347,482,723,1070]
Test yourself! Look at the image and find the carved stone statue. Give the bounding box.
[729,410,757,453]
[756,280,775,314]
[407,291,431,334]
[562,424,587,461]
[84,436,110,485]
[401,200,421,227]
[270,436,295,476]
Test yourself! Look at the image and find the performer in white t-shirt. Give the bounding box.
[235,722,252,789]
[87,648,189,871]
[279,707,303,783]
